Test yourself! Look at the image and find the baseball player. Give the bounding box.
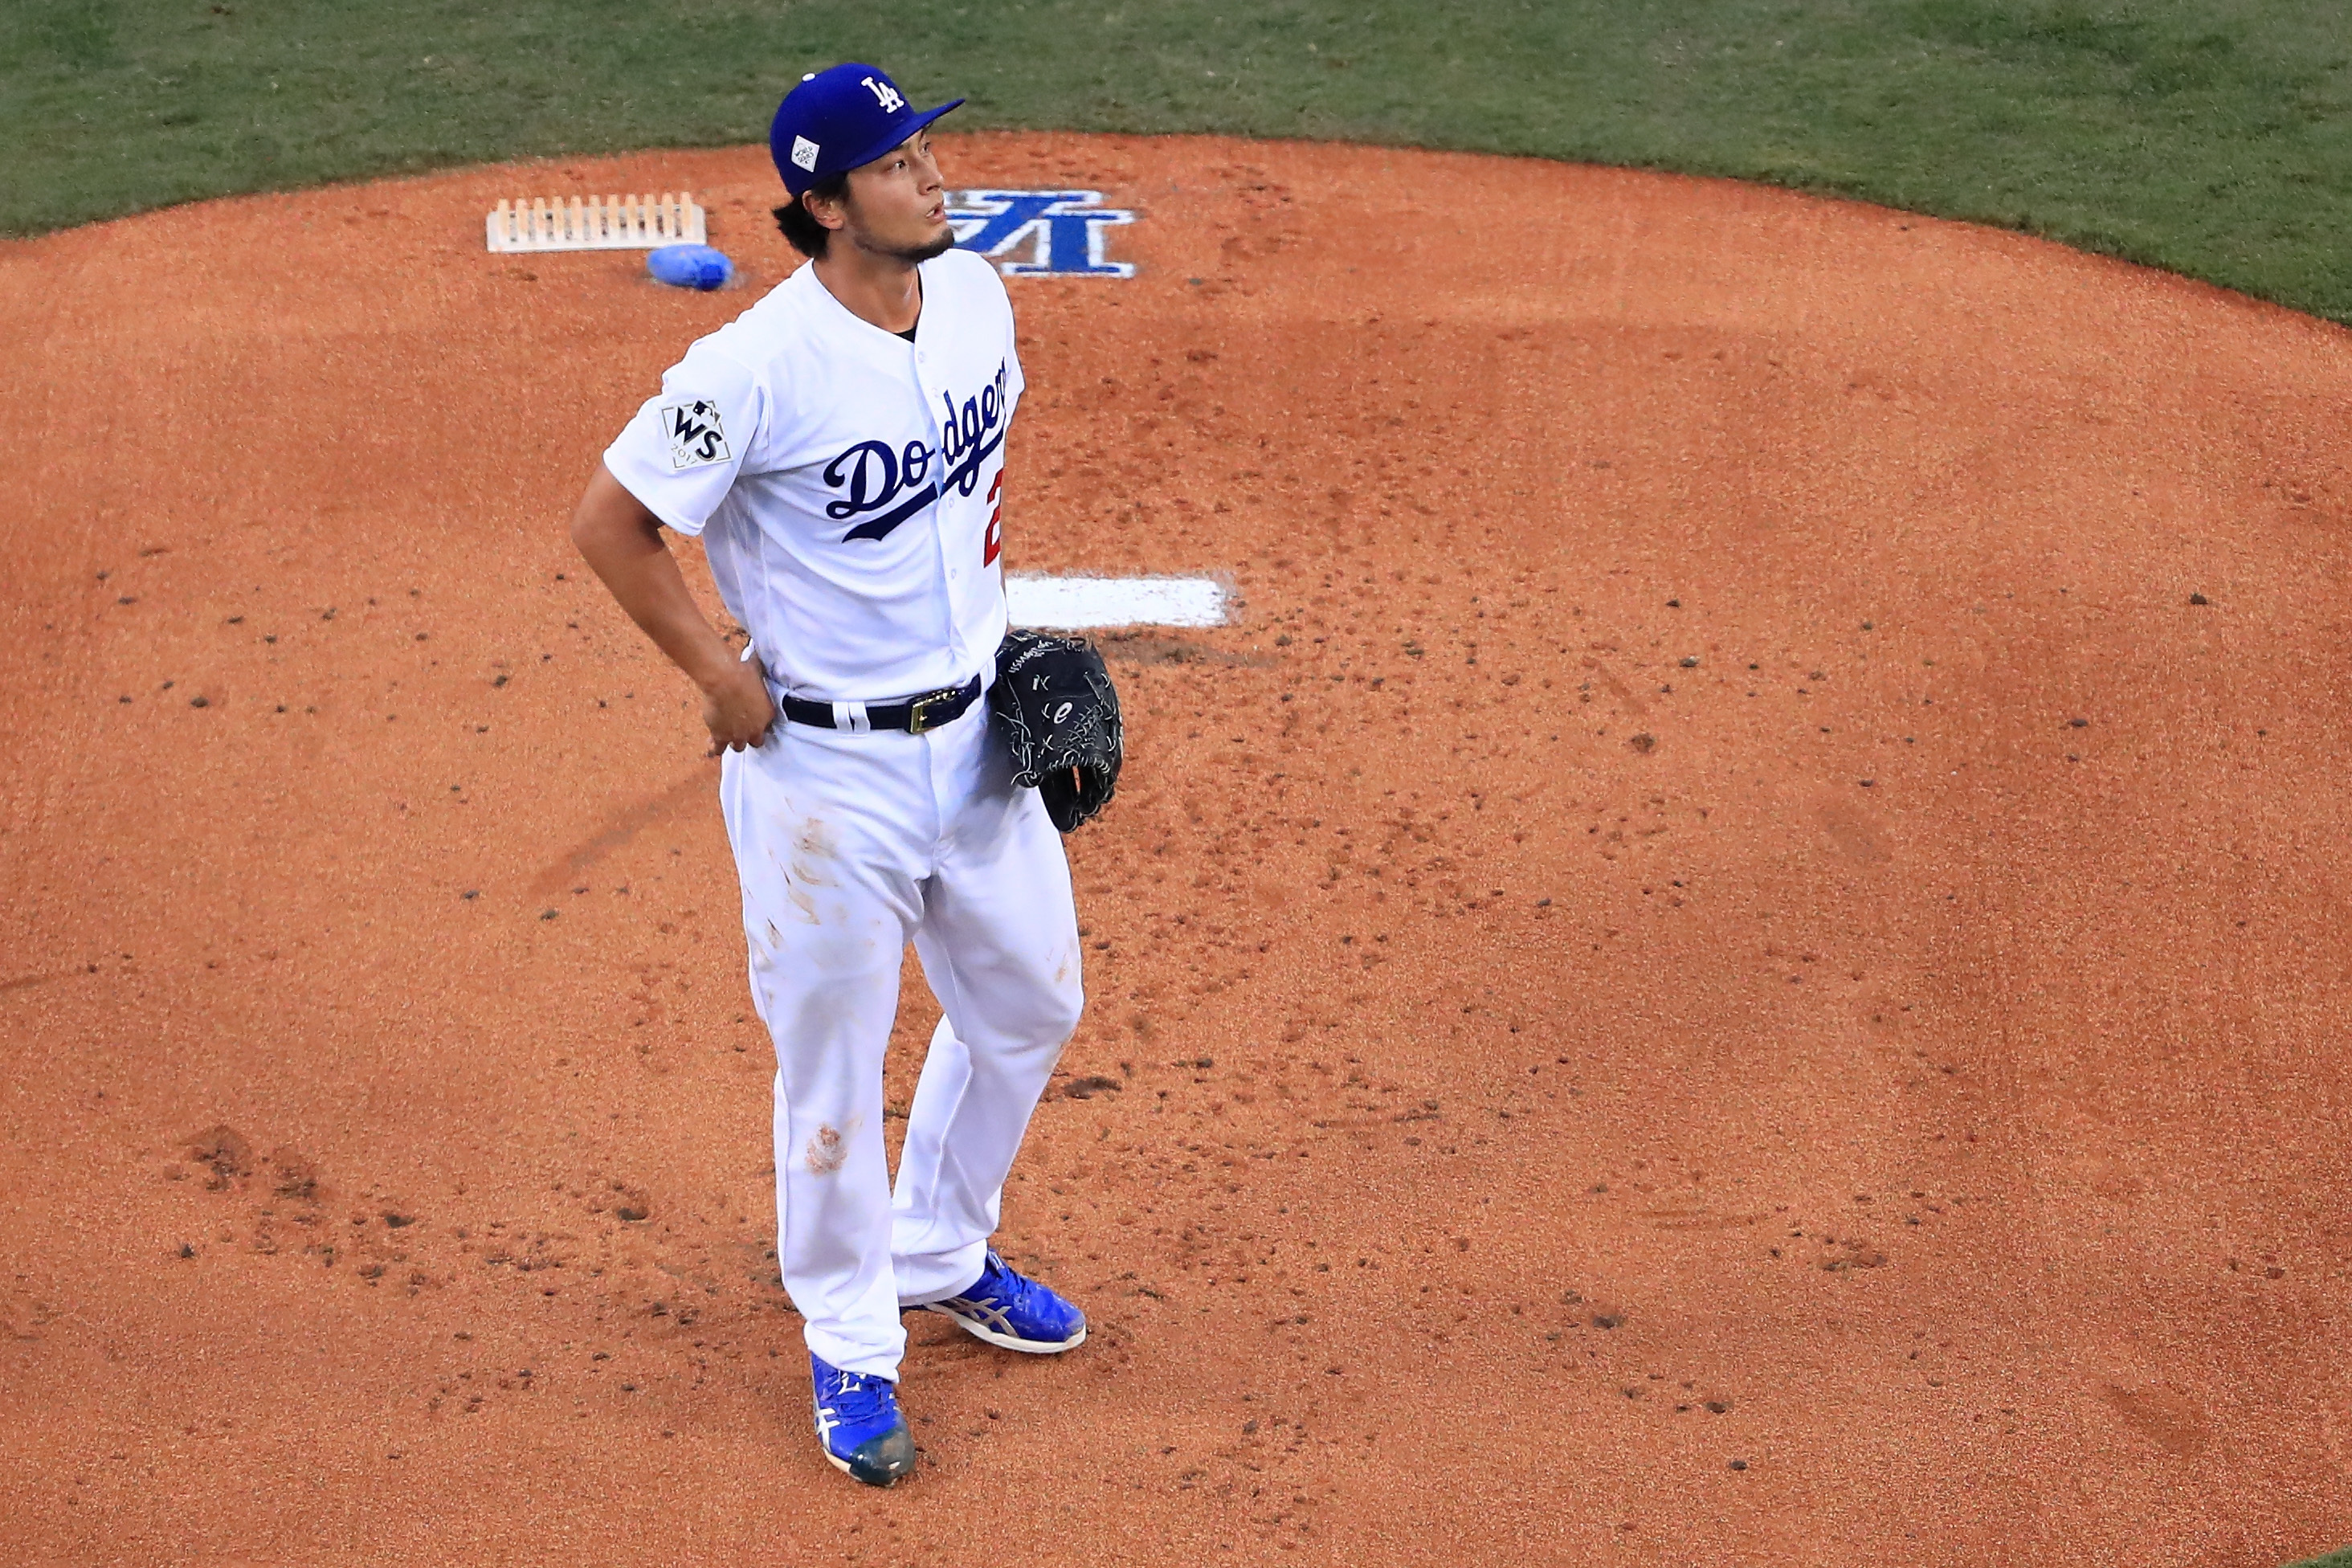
[568,63,1088,1488]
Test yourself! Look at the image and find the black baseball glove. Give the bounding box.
[991,629,1123,832]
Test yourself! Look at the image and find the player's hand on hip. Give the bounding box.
[700,655,778,755]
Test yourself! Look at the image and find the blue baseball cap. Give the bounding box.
[770,63,964,198]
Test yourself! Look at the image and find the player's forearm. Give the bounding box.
[569,466,739,692]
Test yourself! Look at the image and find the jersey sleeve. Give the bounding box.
[600,341,767,537]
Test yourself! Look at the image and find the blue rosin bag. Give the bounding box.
[647,243,733,291]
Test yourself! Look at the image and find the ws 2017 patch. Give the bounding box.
[949,190,1137,278]
[661,399,730,470]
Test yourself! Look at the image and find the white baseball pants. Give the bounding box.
[717,695,1083,1380]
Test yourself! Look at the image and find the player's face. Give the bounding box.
[841,133,953,263]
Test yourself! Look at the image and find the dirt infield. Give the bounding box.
[2,133,2348,1566]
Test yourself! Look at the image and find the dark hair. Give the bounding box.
[774,171,850,259]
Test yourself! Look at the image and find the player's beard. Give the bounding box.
[862,226,957,264]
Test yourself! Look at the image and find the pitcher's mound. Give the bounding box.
[2,134,2346,1566]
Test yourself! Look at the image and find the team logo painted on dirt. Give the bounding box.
[660,398,730,469]
[949,190,1137,278]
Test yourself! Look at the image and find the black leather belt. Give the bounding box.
[778,674,985,734]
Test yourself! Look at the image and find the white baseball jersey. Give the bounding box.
[603,247,1021,700]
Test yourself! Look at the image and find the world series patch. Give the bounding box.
[661,399,730,470]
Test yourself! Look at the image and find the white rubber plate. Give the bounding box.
[1003,574,1228,629]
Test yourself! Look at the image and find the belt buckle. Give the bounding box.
[905,687,958,734]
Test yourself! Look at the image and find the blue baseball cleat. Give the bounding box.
[811,1354,917,1485]
[921,1249,1087,1353]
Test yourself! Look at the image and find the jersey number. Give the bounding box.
[983,471,1003,566]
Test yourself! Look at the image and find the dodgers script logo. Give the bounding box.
[948,190,1137,278]
[822,361,1011,542]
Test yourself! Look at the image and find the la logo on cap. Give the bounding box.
[791,135,819,171]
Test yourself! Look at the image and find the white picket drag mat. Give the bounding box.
[1004,574,1228,629]
[486,193,706,252]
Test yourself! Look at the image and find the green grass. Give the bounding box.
[6,2,2351,321]
[2287,1549,2352,1568]
[7,2,2350,321]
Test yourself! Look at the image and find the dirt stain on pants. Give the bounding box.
[805,1125,847,1175]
